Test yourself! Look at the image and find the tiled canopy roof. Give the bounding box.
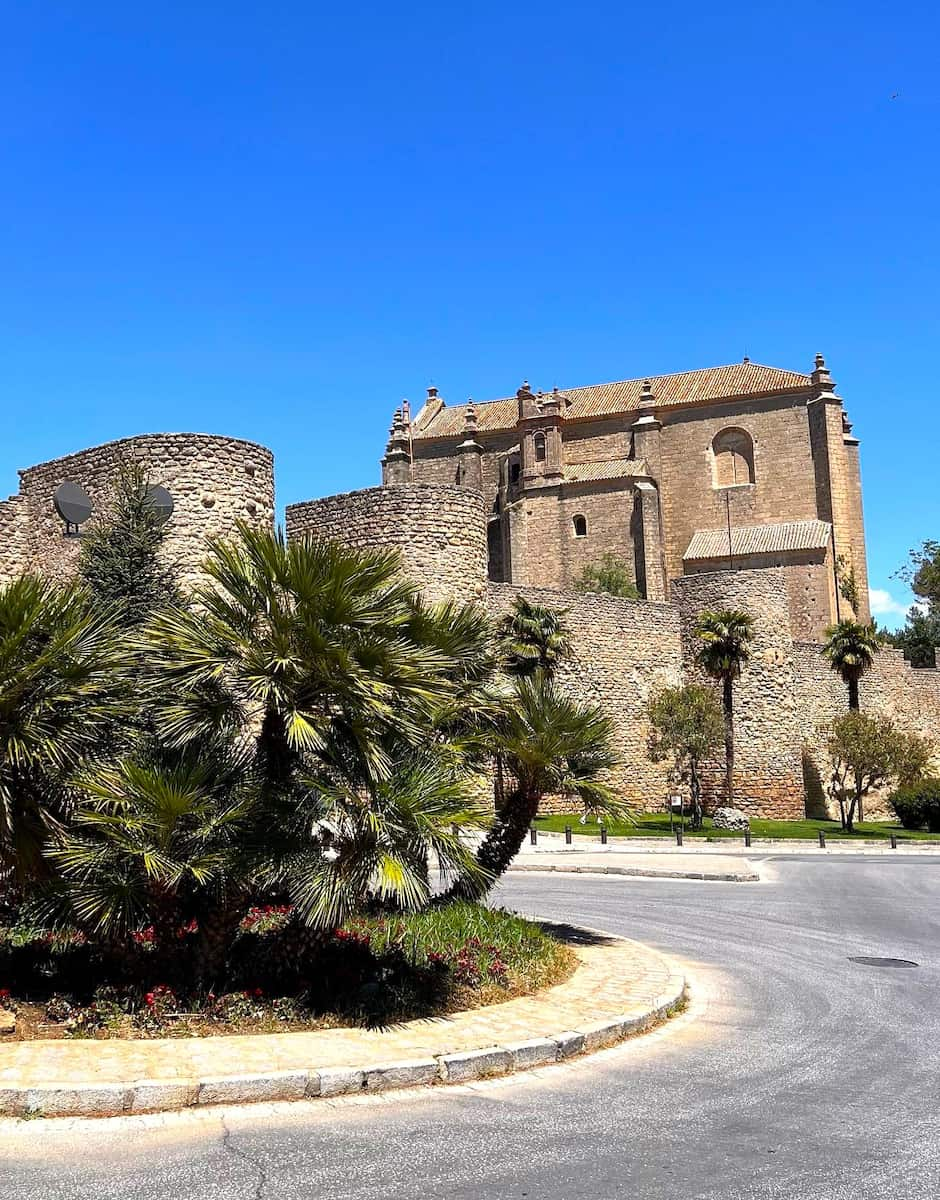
[412,362,812,440]
[563,458,650,484]
[684,520,832,561]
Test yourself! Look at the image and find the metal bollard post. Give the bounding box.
[564,825,572,845]
[530,825,537,846]
[818,830,826,849]
[600,824,607,845]
[890,834,897,850]
[744,829,751,848]
[676,826,684,847]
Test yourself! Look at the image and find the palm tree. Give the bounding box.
[144,524,480,792]
[281,752,491,930]
[0,576,129,881]
[822,619,879,711]
[498,596,572,678]
[694,609,754,807]
[46,742,254,985]
[446,673,620,898]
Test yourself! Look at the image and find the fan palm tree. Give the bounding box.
[45,742,254,984]
[822,619,879,712]
[694,609,754,806]
[446,673,621,898]
[0,575,129,881]
[277,752,492,930]
[144,524,483,793]
[498,596,572,678]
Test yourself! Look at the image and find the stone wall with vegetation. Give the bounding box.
[2,434,275,589]
[671,568,805,819]
[286,484,489,604]
[792,641,940,819]
[487,583,684,811]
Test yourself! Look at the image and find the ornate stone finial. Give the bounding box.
[463,399,478,432]
[811,352,834,390]
[427,385,438,399]
[640,378,655,405]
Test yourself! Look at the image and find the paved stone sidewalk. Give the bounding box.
[0,931,685,1119]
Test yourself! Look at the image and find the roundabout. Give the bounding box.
[4,854,939,1199]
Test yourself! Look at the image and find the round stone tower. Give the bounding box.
[285,483,488,605]
[15,433,275,588]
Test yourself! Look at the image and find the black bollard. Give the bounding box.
[530,825,537,846]
[676,827,684,847]
[744,829,751,848]
[890,834,897,850]
[600,824,608,845]
[818,830,826,849]
[565,825,572,845]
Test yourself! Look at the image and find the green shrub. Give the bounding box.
[890,779,940,831]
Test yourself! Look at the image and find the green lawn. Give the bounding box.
[532,812,940,842]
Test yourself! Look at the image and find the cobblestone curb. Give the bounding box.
[0,928,686,1119]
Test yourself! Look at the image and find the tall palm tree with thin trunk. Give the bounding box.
[694,609,754,807]
[822,619,879,712]
[497,596,571,678]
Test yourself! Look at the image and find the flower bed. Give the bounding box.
[0,903,575,1041]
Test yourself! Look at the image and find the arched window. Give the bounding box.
[712,428,755,487]
[573,514,587,538]
[533,432,546,463]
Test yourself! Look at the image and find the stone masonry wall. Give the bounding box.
[286,484,488,605]
[671,568,805,818]
[683,548,836,642]
[0,496,29,585]
[793,642,940,820]
[487,583,684,811]
[7,434,275,590]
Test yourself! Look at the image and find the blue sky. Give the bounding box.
[2,2,936,626]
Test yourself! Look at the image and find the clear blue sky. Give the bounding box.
[2,2,936,625]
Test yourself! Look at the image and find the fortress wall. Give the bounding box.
[286,484,489,604]
[793,642,940,819]
[0,496,30,585]
[683,548,836,642]
[671,568,805,818]
[487,583,683,810]
[15,434,275,589]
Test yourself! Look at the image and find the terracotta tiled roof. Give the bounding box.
[684,520,832,561]
[563,458,650,484]
[412,362,812,440]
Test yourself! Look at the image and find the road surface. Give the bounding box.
[3,855,938,1199]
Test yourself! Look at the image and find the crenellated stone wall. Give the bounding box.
[3,434,275,590]
[286,484,488,605]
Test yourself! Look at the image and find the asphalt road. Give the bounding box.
[3,855,940,1199]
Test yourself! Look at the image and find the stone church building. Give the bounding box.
[382,355,869,641]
